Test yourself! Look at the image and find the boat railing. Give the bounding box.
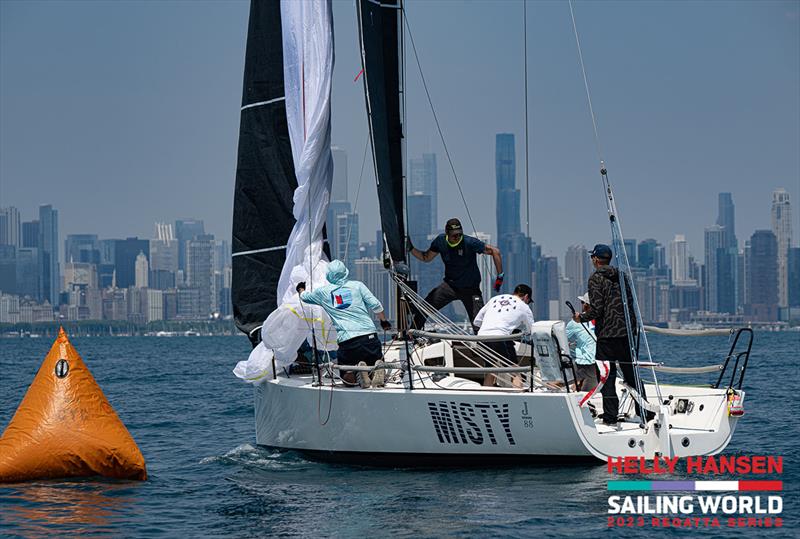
[713,328,753,390]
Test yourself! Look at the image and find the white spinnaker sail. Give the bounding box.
[277,0,335,304]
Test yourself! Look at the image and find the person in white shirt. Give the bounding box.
[473,284,535,386]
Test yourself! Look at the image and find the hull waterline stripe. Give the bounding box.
[241,96,286,111]
[608,481,782,491]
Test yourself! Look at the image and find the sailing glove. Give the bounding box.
[380,319,391,331]
[296,282,306,293]
[493,273,504,292]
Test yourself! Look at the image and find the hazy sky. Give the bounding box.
[1,0,798,262]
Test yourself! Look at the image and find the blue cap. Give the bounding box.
[589,244,613,260]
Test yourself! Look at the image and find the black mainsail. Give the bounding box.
[357,0,406,264]
[232,0,298,345]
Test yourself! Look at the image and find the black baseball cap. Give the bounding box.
[589,243,613,260]
[445,218,463,232]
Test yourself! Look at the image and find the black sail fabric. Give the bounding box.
[357,0,406,264]
[232,0,297,346]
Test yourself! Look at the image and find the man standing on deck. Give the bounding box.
[297,260,391,388]
[408,218,503,329]
[573,244,654,424]
[473,284,535,386]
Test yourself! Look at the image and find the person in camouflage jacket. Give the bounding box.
[574,244,654,425]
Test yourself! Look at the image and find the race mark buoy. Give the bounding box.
[0,327,146,482]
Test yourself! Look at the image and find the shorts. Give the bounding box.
[595,336,633,363]
[336,333,382,367]
[483,340,517,365]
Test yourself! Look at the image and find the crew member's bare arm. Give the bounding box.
[485,244,503,274]
[410,246,439,263]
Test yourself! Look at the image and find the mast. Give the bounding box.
[357,0,406,265]
[231,0,299,346]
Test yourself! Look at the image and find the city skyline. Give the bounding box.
[1,1,797,257]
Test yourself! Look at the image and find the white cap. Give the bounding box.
[578,293,590,305]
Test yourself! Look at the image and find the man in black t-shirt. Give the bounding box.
[408,218,504,330]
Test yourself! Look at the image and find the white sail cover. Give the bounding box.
[277,0,335,303]
[235,0,336,384]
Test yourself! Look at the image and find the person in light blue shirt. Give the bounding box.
[297,260,390,386]
[566,293,598,391]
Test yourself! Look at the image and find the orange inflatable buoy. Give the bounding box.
[0,327,146,482]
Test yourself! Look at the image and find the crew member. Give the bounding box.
[473,284,534,387]
[573,244,654,424]
[565,293,598,391]
[298,260,391,388]
[408,218,503,329]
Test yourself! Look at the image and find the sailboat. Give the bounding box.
[231,0,752,464]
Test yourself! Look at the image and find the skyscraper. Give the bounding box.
[771,188,792,307]
[788,247,800,309]
[534,256,559,320]
[175,219,205,272]
[495,134,518,238]
[114,238,149,289]
[565,244,593,301]
[717,192,737,248]
[495,133,530,294]
[704,225,735,313]
[746,230,778,321]
[331,146,348,202]
[135,252,149,288]
[0,207,21,247]
[669,234,691,284]
[38,204,59,305]
[638,239,658,270]
[326,200,351,260]
[64,234,100,264]
[22,221,40,248]
[409,153,438,228]
[185,234,215,316]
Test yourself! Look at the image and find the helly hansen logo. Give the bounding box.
[331,288,352,309]
[427,401,516,446]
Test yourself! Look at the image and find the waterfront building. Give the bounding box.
[135,252,149,288]
[0,207,21,247]
[746,230,778,321]
[65,234,100,265]
[354,257,397,324]
[22,220,39,248]
[113,238,149,289]
[669,234,695,285]
[534,256,559,320]
[409,153,437,228]
[704,225,735,313]
[331,146,348,203]
[771,188,793,307]
[175,219,205,272]
[38,204,59,306]
[0,245,15,294]
[185,235,215,316]
[326,200,351,260]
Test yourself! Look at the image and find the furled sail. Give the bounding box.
[277,0,335,311]
[232,0,334,346]
[232,0,298,345]
[357,0,406,264]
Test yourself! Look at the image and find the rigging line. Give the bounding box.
[402,6,477,235]
[343,136,371,263]
[568,0,603,166]
[523,0,531,240]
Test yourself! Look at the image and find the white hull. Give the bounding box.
[254,344,742,464]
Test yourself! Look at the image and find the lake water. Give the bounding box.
[0,332,796,537]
